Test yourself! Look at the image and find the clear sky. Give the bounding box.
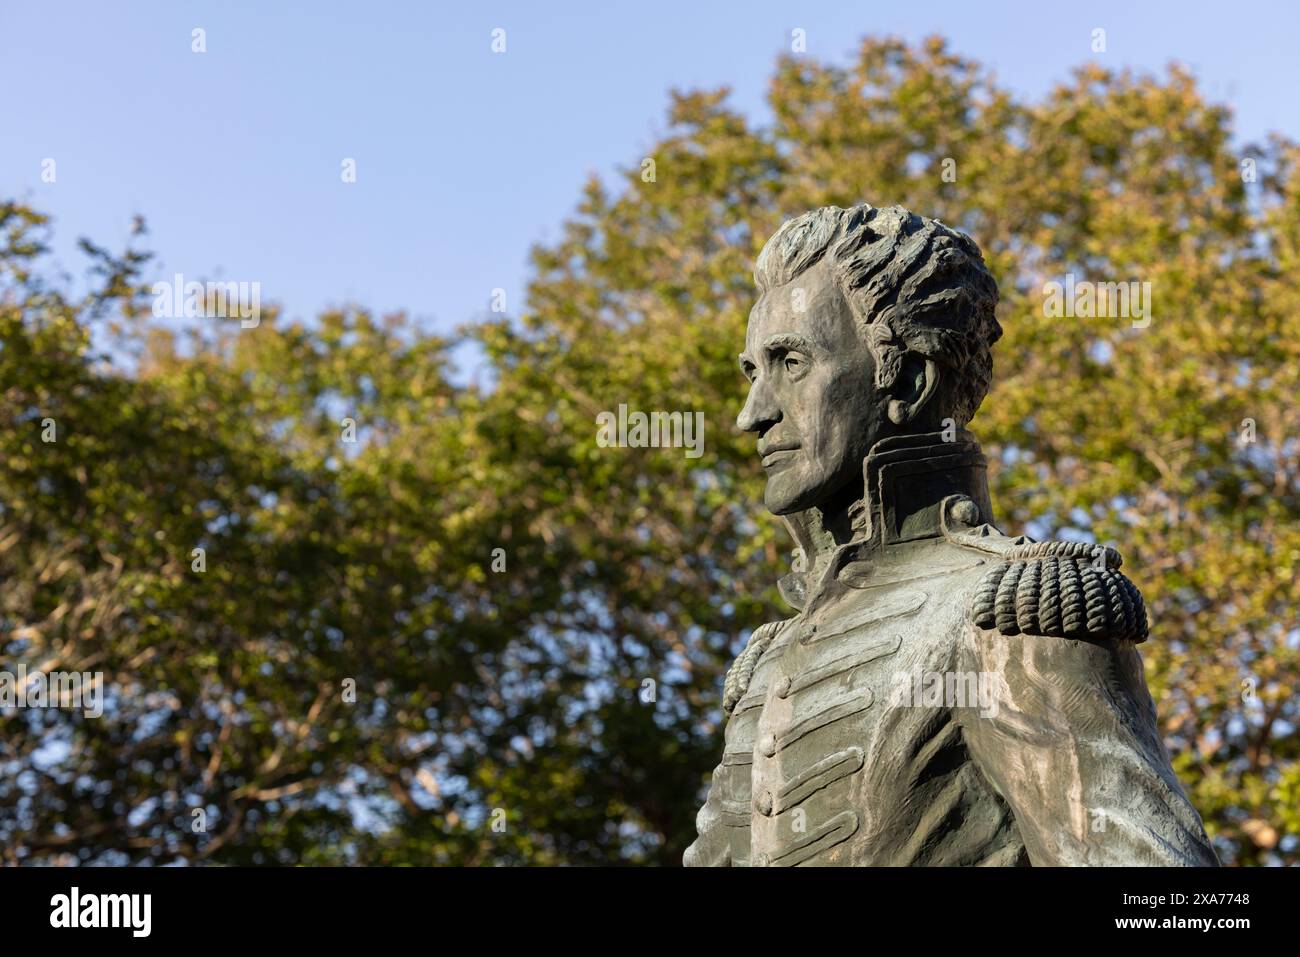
[4,0,1297,372]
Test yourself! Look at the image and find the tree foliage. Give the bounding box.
[2,37,1297,865]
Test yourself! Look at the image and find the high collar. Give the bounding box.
[777,429,993,612]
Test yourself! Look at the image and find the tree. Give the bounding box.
[2,36,1296,865]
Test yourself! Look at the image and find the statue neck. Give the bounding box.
[779,429,993,594]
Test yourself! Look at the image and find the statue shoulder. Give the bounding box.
[941,502,1148,644]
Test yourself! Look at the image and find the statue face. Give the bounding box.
[737,257,886,515]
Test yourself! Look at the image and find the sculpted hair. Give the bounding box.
[753,204,1002,427]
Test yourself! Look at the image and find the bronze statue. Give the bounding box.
[684,205,1219,866]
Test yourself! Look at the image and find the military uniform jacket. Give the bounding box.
[684,433,1218,867]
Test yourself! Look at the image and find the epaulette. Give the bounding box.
[969,542,1148,643]
[940,496,1148,643]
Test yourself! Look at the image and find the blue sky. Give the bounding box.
[3,0,1297,374]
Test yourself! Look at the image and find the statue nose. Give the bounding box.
[737,379,780,433]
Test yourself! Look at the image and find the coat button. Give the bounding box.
[950,497,981,527]
[760,733,776,757]
[756,790,774,816]
[775,677,792,698]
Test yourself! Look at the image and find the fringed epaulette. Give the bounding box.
[969,540,1148,643]
[722,619,793,714]
[938,496,1148,644]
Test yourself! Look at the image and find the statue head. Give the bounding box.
[738,205,1001,516]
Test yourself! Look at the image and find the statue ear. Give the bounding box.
[886,355,940,427]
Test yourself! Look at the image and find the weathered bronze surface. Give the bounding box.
[685,205,1219,866]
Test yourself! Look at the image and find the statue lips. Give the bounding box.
[759,443,799,469]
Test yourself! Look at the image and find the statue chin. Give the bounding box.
[764,461,865,518]
[763,494,801,517]
[762,473,810,516]
[763,474,834,517]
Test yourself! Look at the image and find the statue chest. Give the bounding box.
[744,584,943,866]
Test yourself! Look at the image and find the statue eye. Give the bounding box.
[783,355,807,378]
